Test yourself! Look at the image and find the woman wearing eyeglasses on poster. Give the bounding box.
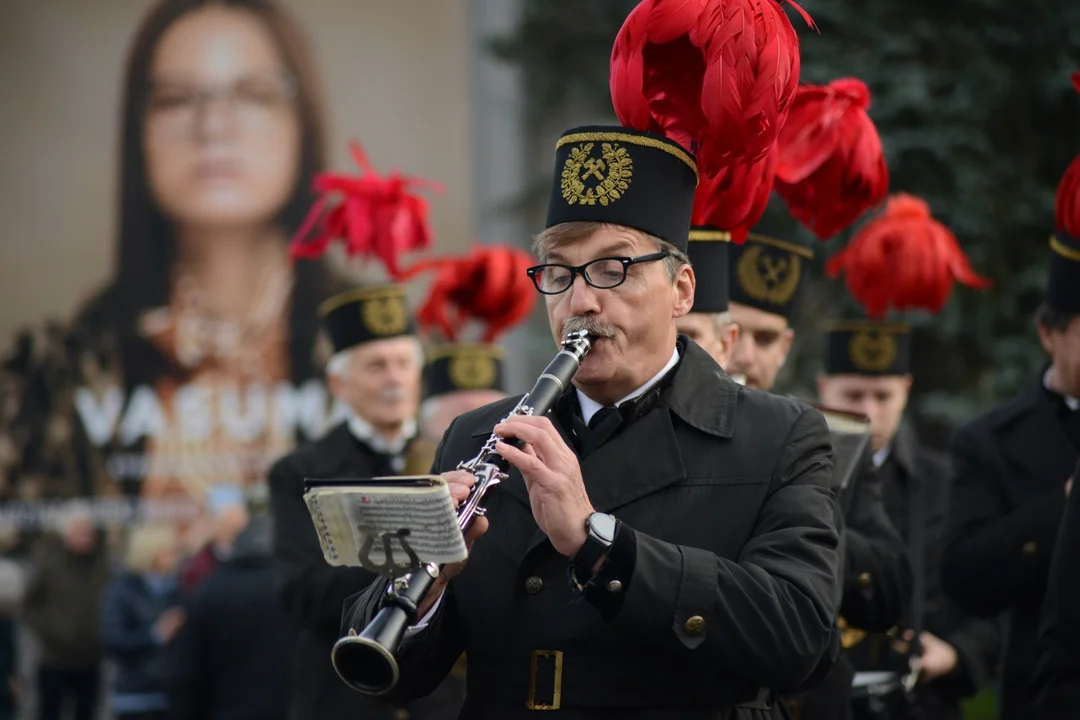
[1,0,337,541]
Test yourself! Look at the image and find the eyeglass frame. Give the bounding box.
[140,70,298,135]
[525,251,670,295]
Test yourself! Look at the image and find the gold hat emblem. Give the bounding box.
[735,244,802,307]
[361,294,409,336]
[447,349,498,390]
[848,328,898,373]
[561,142,633,206]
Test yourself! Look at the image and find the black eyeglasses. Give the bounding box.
[526,251,669,295]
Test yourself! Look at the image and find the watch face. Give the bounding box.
[589,513,617,543]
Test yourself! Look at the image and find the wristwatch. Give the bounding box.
[571,512,617,578]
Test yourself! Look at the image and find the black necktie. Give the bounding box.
[573,406,624,459]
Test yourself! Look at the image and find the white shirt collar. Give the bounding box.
[576,346,680,426]
[872,444,891,469]
[1044,367,1080,410]
[346,414,417,461]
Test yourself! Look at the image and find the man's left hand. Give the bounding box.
[494,415,594,557]
[917,631,958,682]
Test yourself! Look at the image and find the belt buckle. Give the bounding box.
[526,649,563,710]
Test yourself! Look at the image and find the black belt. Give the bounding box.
[466,650,775,711]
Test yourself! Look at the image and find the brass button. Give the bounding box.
[684,615,705,635]
[524,575,544,594]
[1022,541,1038,556]
[857,572,872,589]
[606,579,623,594]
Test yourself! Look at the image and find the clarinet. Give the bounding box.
[331,329,594,695]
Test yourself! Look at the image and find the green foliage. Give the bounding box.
[490,0,1080,443]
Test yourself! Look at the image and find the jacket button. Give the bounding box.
[857,572,872,589]
[1022,541,1037,556]
[606,579,623,594]
[684,615,705,635]
[525,576,544,594]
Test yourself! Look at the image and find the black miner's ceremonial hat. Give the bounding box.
[423,343,505,399]
[824,319,911,376]
[728,233,813,320]
[545,126,698,252]
[687,229,731,313]
[1046,233,1080,315]
[318,285,416,354]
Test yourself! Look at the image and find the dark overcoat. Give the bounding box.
[1032,459,1080,719]
[343,340,842,719]
[941,379,1076,720]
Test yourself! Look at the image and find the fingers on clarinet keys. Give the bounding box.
[442,470,476,507]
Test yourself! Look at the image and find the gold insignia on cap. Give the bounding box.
[448,348,498,390]
[360,293,409,336]
[735,244,803,307]
[848,327,898,372]
[561,142,633,207]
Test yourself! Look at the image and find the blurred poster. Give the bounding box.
[0,0,473,552]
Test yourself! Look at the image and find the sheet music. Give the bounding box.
[342,487,467,566]
[304,481,467,567]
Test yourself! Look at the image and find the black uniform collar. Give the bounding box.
[886,423,920,481]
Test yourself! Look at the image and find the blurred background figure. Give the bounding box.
[168,511,293,720]
[725,233,811,392]
[100,524,184,720]
[178,486,249,599]
[0,557,26,720]
[21,504,108,720]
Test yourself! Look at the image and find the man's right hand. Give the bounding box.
[416,470,489,617]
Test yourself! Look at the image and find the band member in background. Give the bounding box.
[725,233,811,392]
[819,321,999,720]
[942,161,1080,720]
[268,283,431,720]
[342,3,842,713]
[819,194,998,720]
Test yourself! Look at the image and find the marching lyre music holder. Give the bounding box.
[356,526,422,576]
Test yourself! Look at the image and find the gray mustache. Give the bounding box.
[562,315,617,339]
[379,386,406,402]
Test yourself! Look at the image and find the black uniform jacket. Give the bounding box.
[1033,459,1080,719]
[848,425,1000,720]
[342,340,842,720]
[269,422,463,720]
[783,440,912,720]
[941,378,1077,720]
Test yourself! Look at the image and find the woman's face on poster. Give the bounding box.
[142,6,301,229]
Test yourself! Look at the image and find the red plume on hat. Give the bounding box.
[691,150,777,244]
[825,193,992,319]
[289,140,442,279]
[399,245,537,343]
[609,0,813,179]
[774,77,889,240]
[1056,73,1080,240]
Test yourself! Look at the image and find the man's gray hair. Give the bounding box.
[325,339,425,378]
[532,222,690,283]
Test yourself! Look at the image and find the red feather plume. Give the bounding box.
[774,77,889,240]
[610,0,814,179]
[1072,71,1080,95]
[289,140,442,279]
[1056,154,1080,240]
[399,245,537,343]
[691,149,777,244]
[826,193,992,318]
